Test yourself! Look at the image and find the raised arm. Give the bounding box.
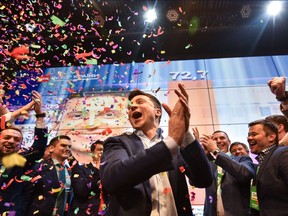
[268,77,288,117]
[25,91,47,164]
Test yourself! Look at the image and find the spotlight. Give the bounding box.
[267,1,282,16]
[144,9,157,23]
[240,4,251,18]
[166,9,179,22]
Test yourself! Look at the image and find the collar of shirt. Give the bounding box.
[51,158,70,168]
[135,128,163,149]
[255,144,277,165]
[52,158,62,167]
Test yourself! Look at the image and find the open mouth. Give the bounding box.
[4,145,14,150]
[132,112,142,119]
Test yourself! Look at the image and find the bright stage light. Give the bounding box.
[267,1,282,16]
[144,9,157,23]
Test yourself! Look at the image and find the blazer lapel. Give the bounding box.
[45,160,61,188]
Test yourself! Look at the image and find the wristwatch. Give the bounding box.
[276,91,288,102]
[212,148,220,156]
[35,113,46,118]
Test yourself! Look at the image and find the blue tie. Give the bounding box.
[56,164,66,216]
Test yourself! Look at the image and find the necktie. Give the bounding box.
[56,164,66,216]
[217,166,225,216]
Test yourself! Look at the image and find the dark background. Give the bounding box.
[1,0,288,77]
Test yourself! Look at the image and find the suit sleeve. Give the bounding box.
[71,163,100,199]
[215,153,255,183]
[279,147,288,185]
[24,128,48,165]
[100,136,174,194]
[280,104,288,121]
[180,139,213,188]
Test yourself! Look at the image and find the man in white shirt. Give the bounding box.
[100,83,213,216]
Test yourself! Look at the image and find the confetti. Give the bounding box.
[2,153,27,168]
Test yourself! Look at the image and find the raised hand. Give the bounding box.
[32,91,43,114]
[163,83,190,145]
[192,127,200,141]
[267,77,286,98]
[200,134,217,153]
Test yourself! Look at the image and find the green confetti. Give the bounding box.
[74,207,79,214]
[50,15,66,27]
[86,59,98,65]
[21,175,32,181]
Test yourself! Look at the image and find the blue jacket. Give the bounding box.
[100,132,213,216]
[204,153,255,216]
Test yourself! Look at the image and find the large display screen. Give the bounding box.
[3,55,288,163]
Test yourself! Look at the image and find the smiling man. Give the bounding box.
[25,135,72,216]
[201,131,254,216]
[248,119,288,215]
[229,142,249,156]
[100,84,212,216]
[0,91,47,216]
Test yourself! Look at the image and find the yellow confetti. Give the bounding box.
[73,174,80,178]
[2,153,27,168]
[33,210,40,215]
[52,187,61,193]
[20,110,28,115]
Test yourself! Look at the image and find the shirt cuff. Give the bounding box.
[163,136,178,157]
[36,118,47,128]
[181,129,196,148]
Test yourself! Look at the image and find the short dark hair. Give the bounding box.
[0,126,23,135]
[265,115,288,132]
[128,89,162,123]
[128,89,162,110]
[49,135,71,147]
[248,119,279,145]
[90,140,104,152]
[0,127,23,140]
[230,142,249,153]
[212,130,231,142]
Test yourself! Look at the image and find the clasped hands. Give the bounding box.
[162,83,190,146]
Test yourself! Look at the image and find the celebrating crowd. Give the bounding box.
[1,77,288,216]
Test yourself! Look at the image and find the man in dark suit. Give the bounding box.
[0,91,48,215]
[100,83,212,216]
[201,131,255,216]
[26,135,72,216]
[68,140,104,216]
[248,119,288,216]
